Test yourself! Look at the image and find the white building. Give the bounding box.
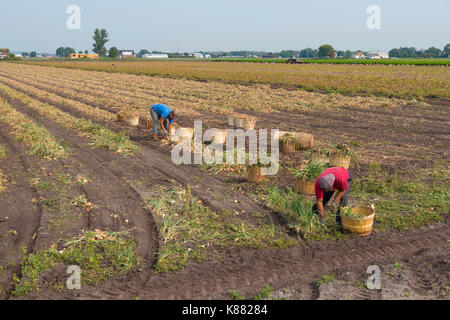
[367,50,389,59]
[142,53,169,59]
[192,52,204,58]
[352,51,365,59]
[118,50,136,59]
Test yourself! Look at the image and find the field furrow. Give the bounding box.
[0,96,70,160]
[0,81,138,155]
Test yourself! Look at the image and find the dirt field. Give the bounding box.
[0,62,448,300]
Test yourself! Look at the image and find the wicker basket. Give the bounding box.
[280,140,296,154]
[296,133,314,150]
[330,155,351,169]
[227,116,235,127]
[209,129,227,144]
[341,206,375,237]
[125,115,140,126]
[247,166,266,183]
[176,128,194,142]
[296,178,316,195]
[234,118,244,128]
[242,119,256,130]
[275,131,288,141]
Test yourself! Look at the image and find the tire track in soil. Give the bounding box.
[404,249,450,296]
[0,125,42,299]
[0,91,159,299]
[139,223,449,300]
[1,76,449,300]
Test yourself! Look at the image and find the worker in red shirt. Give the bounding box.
[312,167,352,227]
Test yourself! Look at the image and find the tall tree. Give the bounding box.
[344,50,353,58]
[318,44,334,58]
[56,47,65,57]
[63,47,75,57]
[138,49,150,56]
[423,46,442,58]
[443,44,450,57]
[388,48,400,58]
[92,28,109,57]
[280,50,299,58]
[30,51,37,58]
[109,47,119,58]
[299,48,315,58]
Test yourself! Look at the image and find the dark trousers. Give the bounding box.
[312,171,352,224]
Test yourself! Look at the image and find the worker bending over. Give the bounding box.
[312,167,352,227]
[150,104,175,140]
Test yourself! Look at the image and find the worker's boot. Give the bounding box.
[151,133,158,141]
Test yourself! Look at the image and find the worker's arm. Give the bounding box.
[333,189,346,204]
[159,117,169,134]
[316,198,326,219]
[168,123,172,135]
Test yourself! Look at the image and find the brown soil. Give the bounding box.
[0,72,448,300]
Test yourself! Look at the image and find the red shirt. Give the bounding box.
[315,167,349,199]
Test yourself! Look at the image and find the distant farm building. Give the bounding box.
[142,53,169,59]
[352,51,365,59]
[119,50,136,59]
[69,53,99,59]
[0,53,8,59]
[192,53,204,59]
[367,50,389,59]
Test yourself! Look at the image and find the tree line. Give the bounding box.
[207,44,450,59]
[388,45,450,58]
[51,28,450,60]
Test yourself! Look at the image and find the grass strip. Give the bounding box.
[351,164,450,231]
[0,97,69,160]
[12,230,141,297]
[144,187,295,273]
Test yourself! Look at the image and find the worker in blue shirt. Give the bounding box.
[150,104,175,140]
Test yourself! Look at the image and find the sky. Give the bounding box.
[1,0,449,53]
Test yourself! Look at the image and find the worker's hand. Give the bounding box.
[330,202,339,214]
[319,213,326,224]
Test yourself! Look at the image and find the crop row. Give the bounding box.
[1,64,418,120]
[0,73,116,122]
[0,96,69,160]
[21,60,450,100]
[0,67,204,118]
[0,82,138,155]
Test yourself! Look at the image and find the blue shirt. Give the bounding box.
[152,104,173,124]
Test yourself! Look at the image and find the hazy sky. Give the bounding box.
[1,0,449,53]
